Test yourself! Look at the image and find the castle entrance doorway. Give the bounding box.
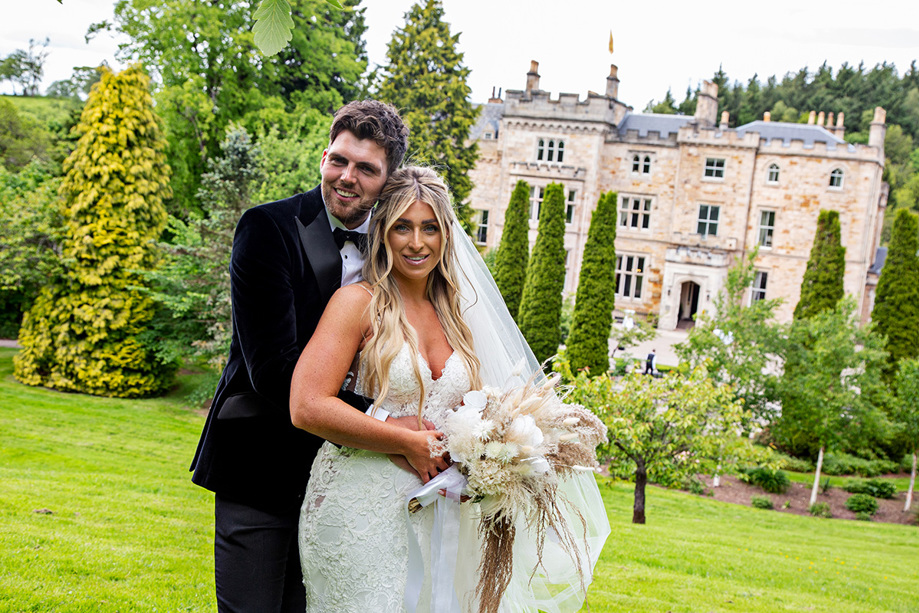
[677,281,700,328]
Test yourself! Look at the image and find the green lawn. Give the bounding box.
[1,347,916,612]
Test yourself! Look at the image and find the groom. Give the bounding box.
[190,100,412,612]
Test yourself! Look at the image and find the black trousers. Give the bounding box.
[214,494,306,613]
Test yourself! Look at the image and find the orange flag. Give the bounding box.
[609,31,614,54]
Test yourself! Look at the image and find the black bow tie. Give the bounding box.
[332,227,368,254]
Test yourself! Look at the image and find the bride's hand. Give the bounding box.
[404,429,449,483]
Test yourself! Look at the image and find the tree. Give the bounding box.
[558,360,746,524]
[0,98,51,168]
[377,0,479,231]
[675,250,785,425]
[113,0,366,216]
[517,182,566,364]
[146,126,265,373]
[871,208,919,379]
[14,65,174,398]
[493,180,530,322]
[567,191,618,376]
[776,299,889,506]
[794,209,845,320]
[894,358,919,512]
[0,39,49,96]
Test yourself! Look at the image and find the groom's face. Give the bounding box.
[320,130,389,229]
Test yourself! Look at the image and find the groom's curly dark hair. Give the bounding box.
[329,100,410,176]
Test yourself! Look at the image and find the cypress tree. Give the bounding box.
[14,65,174,397]
[567,191,618,375]
[493,180,530,321]
[378,0,479,231]
[518,182,566,364]
[872,208,919,377]
[793,209,846,320]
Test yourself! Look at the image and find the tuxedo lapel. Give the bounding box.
[296,211,342,306]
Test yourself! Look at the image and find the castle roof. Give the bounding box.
[868,246,887,275]
[734,120,856,151]
[469,102,505,140]
[617,113,692,138]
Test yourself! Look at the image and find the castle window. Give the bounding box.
[704,157,725,179]
[631,154,652,175]
[829,168,844,189]
[566,190,576,224]
[483,132,494,140]
[758,210,775,248]
[751,271,768,302]
[475,209,489,245]
[619,195,652,230]
[615,254,646,300]
[697,204,720,237]
[767,163,780,184]
[529,186,544,222]
[536,138,564,163]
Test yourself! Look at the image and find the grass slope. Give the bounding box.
[1,348,916,612]
[1,94,79,127]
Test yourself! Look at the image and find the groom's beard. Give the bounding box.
[322,181,375,228]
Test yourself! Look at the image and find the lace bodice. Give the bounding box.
[355,344,470,429]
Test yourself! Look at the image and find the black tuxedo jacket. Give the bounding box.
[190,186,367,513]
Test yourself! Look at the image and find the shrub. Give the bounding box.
[738,467,791,494]
[843,478,897,499]
[773,452,815,473]
[683,475,707,496]
[808,502,832,518]
[845,493,878,515]
[822,452,897,477]
[751,495,774,510]
[855,511,873,521]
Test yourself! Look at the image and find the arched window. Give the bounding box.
[642,155,651,174]
[536,139,545,161]
[829,168,844,188]
[767,163,780,184]
[546,140,556,162]
[632,154,641,173]
[556,140,565,163]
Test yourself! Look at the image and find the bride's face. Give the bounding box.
[387,199,443,285]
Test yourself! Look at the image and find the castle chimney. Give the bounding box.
[869,106,887,149]
[488,86,502,104]
[817,111,825,126]
[719,111,729,130]
[807,111,816,125]
[694,80,719,127]
[606,64,620,99]
[835,111,845,138]
[526,60,540,95]
[763,111,771,122]
[827,112,835,129]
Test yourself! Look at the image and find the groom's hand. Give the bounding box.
[386,415,437,431]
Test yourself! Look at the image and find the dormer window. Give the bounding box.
[767,163,780,184]
[536,138,565,163]
[829,168,844,189]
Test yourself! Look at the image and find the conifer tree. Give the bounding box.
[14,65,173,398]
[378,0,479,231]
[518,183,566,364]
[567,191,618,375]
[793,209,846,320]
[872,208,919,378]
[493,180,530,321]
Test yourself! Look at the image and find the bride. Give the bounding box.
[290,167,608,612]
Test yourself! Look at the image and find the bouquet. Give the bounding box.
[413,372,607,613]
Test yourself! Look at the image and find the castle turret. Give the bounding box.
[694,80,718,127]
[606,64,620,99]
[526,61,540,95]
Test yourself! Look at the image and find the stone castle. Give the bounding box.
[468,61,888,330]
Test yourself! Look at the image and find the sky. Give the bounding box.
[3,0,919,111]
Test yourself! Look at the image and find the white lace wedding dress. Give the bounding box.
[298,344,609,613]
[298,345,471,612]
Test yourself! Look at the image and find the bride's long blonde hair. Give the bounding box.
[360,167,482,423]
